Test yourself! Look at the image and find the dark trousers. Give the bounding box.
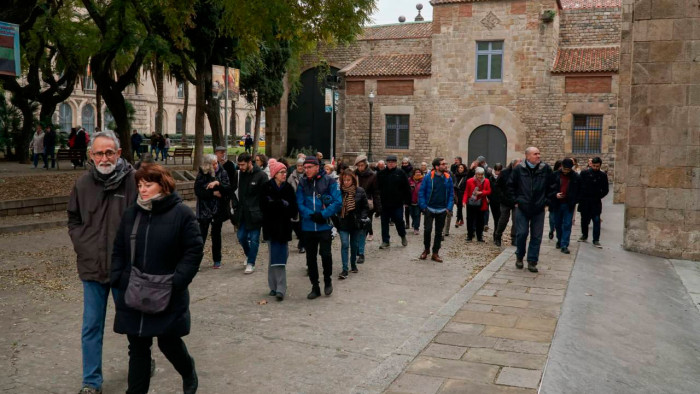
[126,335,194,394]
[199,219,223,262]
[409,205,422,230]
[304,230,333,287]
[455,198,464,223]
[581,212,601,242]
[45,145,55,168]
[515,208,545,264]
[381,206,407,243]
[490,203,501,233]
[467,205,485,240]
[495,204,516,241]
[292,220,304,249]
[423,210,447,253]
[404,205,411,229]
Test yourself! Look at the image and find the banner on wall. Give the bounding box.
[212,65,240,99]
[0,22,20,77]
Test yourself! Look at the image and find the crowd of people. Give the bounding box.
[67,130,609,393]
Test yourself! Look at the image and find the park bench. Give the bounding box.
[167,147,193,164]
[56,149,86,170]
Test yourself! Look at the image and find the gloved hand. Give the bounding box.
[281,200,289,207]
[311,212,325,224]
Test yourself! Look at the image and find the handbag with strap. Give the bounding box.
[468,185,482,207]
[124,212,174,314]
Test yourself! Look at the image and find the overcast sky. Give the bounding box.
[370,0,433,26]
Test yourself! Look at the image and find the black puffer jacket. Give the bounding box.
[547,170,581,212]
[233,164,269,229]
[378,167,411,209]
[453,171,469,204]
[195,165,232,222]
[496,167,515,208]
[508,162,552,218]
[355,167,381,213]
[261,179,298,242]
[578,168,609,216]
[336,187,370,232]
[110,192,203,338]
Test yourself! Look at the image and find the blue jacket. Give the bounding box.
[296,171,342,232]
[418,170,454,212]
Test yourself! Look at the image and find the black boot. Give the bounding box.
[516,257,524,269]
[307,286,321,299]
[324,280,333,296]
[183,357,198,394]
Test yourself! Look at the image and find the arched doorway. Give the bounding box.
[287,66,339,156]
[468,125,507,166]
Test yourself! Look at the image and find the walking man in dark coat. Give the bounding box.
[548,158,581,254]
[508,147,552,272]
[43,125,57,169]
[234,152,268,274]
[67,131,139,394]
[578,156,609,247]
[377,155,411,249]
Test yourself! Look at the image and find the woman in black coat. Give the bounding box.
[111,164,203,394]
[336,169,370,279]
[453,164,469,227]
[261,161,298,301]
[195,154,232,269]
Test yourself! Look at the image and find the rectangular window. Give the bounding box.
[177,82,185,98]
[475,41,503,82]
[572,115,603,154]
[83,75,95,92]
[385,115,410,149]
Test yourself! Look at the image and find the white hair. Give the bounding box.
[200,154,217,175]
[90,131,121,151]
[475,167,485,175]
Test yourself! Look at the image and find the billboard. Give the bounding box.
[212,65,239,99]
[0,22,20,77]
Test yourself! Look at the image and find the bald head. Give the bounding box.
[525,147,540,166]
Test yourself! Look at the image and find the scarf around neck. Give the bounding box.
[137,193,164,211]
[341,184,356,218]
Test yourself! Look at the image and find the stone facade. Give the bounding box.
[53,72,258,138]
[267,0,622,177]
[618,0,700,260]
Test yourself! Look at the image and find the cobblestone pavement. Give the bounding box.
[385,222,577,394]
[0,214,501,393]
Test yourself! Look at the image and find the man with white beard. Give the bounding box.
[68,131,140,394]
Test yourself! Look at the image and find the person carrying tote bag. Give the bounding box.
[111,164,203,394]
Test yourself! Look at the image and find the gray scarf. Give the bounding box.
[136,193,164,211]
[90,158,132,191]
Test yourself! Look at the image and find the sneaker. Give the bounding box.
[78,387,102,394]
[477,238,485,243]
[307,288,321,299]
[466,237,473,242]
[494,238,502,247]
[324,283,333,296]
[516,257,524,269]
[269,290,277,296]
[298,247,306,254]
[212,261,221,269]
[413,229,420,235]
[338,270,348,279]
[401,236,408,246]
[351,266,359,273]
[561,247,570,254]
[593,241,602,248]
[578,236,588,242]
[379,242,390,249]
[527,262,538,273]
[244,264,255,274]
[276,292,284,301]
[367,234,374,241]
[356,255,365,264]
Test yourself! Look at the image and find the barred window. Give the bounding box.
[385,115,410,149]
[476,41,503,82]
[572,115,602,154]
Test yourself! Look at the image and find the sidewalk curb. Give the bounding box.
[0,219,67,234]
[352,246,516,394]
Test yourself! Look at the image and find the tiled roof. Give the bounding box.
[343,54,432,77]
[430,0,490,4]
[360,22,432,41]
[552,47,619,73]
[559,0,621,9]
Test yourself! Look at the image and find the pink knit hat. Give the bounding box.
[269,160,286,179]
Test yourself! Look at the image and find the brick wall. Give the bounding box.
[565,76,613,93]
[560,7,622,46]
[377,80,414,96]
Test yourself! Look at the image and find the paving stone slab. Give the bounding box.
[434,332,498,348]
[460,303,493,312]
[496,367,542,389]
[493,339,550,355]
[496,290,564,303]
[527,287,565,296]
[470,296,530,308]
[482,327,553,343]
[442,322,485,335]
[462,348,547,370]
[406,356,499,383]
[483,284,530,293]
[452,310,518,328]
[515,316,558,332]
[421,343,468,360]
[491,306,560,319]
[387,373,445,394]
[438,380,537,394]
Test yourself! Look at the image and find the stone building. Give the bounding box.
[616,0,700,260]
[266,0,623,176]
[52,71,259,139]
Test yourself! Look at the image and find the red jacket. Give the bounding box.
[464,177,491,211]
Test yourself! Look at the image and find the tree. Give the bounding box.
[0,0,89,162]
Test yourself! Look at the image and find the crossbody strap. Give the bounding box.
[130,212,142,267]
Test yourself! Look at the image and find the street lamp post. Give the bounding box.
[368,90,374,162]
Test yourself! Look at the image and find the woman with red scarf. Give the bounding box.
[464,167,491,242]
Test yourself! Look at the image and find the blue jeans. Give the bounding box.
[161,147,170,161]
[552,204,574,249]
[581,213,601,242]
[380,206,407,244]
[237,223,261,266]
[339,229,363,271]
[33,152,47,168]
[410,205,422,230]
[514,208,545,264]
[82,281,117,390]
